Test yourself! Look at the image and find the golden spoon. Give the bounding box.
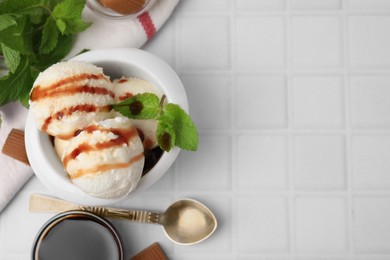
[29,194,217,245]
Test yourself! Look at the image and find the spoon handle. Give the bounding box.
[82,206,161,224]
[29,194,161,224]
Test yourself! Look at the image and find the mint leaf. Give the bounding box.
[0,14,16,31]
[19,90,30,107]
[114,93,199,152]
[40,17,59,54]
[34,34,73,69]
[55,18,66,34]
[52,0,85,19]
[159,104,198,151]
[1,43,20,73]
[112,93,160,119]
[0,0,91,108]
[52,0,91,35]
[0,56,32,106]
[156,121,176,152]
[0,0,45,14]
[0,16,33,55]
[59,18,91,35]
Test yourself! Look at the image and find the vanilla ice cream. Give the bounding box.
[54,137,71,160]
[113,77,163,150]
[62,117,145,199]
[29,61,114,138]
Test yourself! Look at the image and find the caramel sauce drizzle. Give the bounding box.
[42,104,112,132]
[143,138,154,150]
[117,78,128,83]
[30,73,113,101]
[70,152,144,179]
[118,92,133,101]
[63,127,138,168]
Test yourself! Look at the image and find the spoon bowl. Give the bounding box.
[159,199,217,245]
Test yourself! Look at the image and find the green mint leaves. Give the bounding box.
[0,0,90,107]
[112,94,199,152]
[113,93,160,120]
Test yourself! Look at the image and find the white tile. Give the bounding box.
[2,255,31,260]
[144,166,175,192]
[348,0,390,10]
[181,74,231,129]
[20,176,47,192]
[0,228,4,259]
[354,197,390,253]
[236,16,285,69]
[355,257,390,260]
[237,196,289,253]
[292,76,344,128]
[292,16,342,68]
[236,75,287,128]
[296,257,349,260]
[295,197,348,253]
[178,17,230,70]
[239,258,290,260]
[349,16,390,68]
[143,16,175,69]
[352,135,390,190]
[1,192,52,254]
[237,135,287,190]
[350,76,390,128]
[293,135,346,190]
[292,0,341,10]
[236,0,285,11]
[176,0,230,13]
[177,134,231,190]
[180,257,235,260]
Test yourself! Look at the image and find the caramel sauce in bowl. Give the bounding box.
[32,211,124,260]
[25,48,188,206]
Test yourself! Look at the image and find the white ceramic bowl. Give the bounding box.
[25,48,188,205]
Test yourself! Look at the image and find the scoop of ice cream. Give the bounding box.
[29,61,115,138]
[113,77,163,150]
[54,137,71,160]
[62,117,145,199]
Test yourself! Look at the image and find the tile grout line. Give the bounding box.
[285,0,296,257]
[342,0,356,257]
[230,0,239,258]
[177,68,390,74]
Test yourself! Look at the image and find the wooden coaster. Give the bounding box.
[130,242,168,260]
[2,128,29,165]
[99,0,146,15]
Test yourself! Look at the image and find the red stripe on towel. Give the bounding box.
[138,12,156,39]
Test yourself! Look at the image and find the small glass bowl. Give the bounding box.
[86,0,155,20]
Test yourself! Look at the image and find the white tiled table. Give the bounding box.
[2,0,390,259]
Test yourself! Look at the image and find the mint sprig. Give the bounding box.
[112,94,199,152]
[112,93,160,120]
[0,0,91,107]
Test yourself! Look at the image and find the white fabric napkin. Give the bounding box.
[0,102,32,212]
[0,0,179,213]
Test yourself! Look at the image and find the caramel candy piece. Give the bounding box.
[99,0,146,15]
[130,242,168,260]
[2,128,29,165]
